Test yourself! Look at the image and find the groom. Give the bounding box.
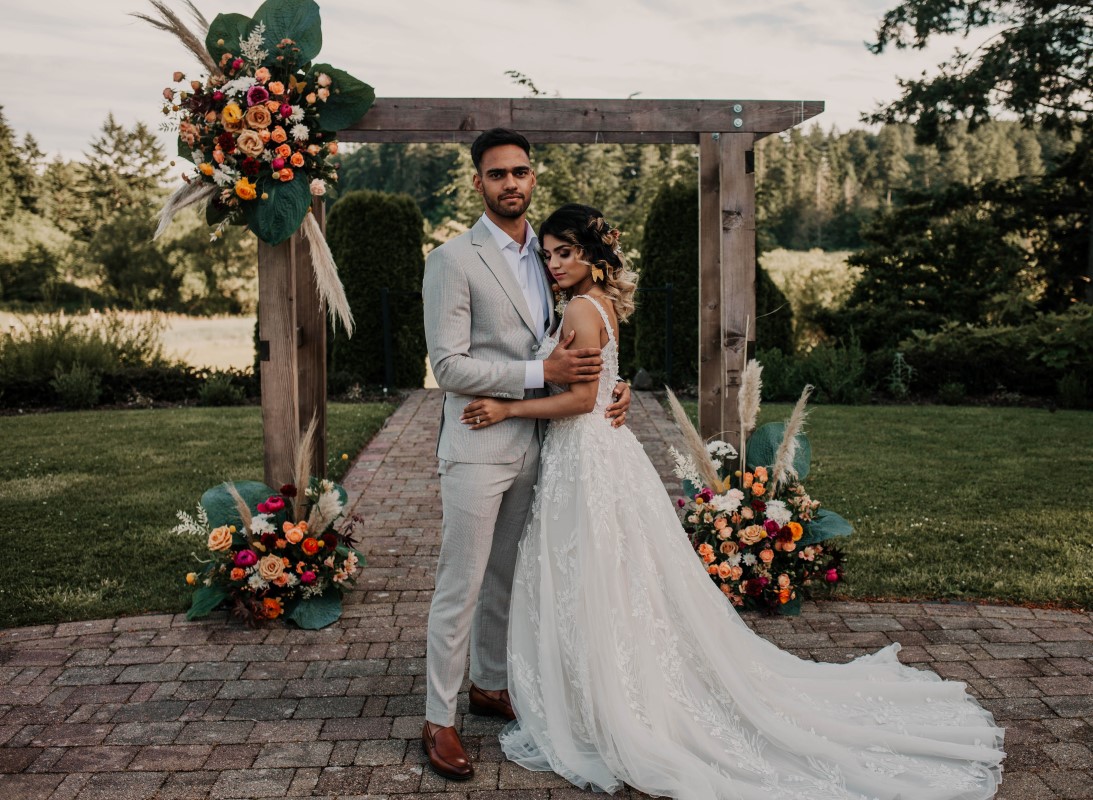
[421,128,631,779]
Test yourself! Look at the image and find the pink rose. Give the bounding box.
[212,90,225,102]
[300,570,317,584]
[825,568,839,582]
[233,549,258,568]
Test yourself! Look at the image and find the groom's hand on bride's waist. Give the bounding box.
[543,330,602,385]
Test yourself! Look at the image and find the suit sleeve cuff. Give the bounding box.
[524,360,544,390]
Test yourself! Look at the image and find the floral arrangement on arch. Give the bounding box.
[138,0,375,333]
[667,362,851,615]
[173,419,363,628]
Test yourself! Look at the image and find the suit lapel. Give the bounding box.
[533,248,558,335]
[471,218,540,339]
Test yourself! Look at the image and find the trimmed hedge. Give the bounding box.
[898,305,1093,402]
[325,190,426,388]
[632,181,793,388]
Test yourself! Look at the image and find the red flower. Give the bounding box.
[751,500,766,513]
[301,538,321,556]
[280,484,297,498]
[322,532,338,549]
[241,157,261,176]
[217,132,236,152]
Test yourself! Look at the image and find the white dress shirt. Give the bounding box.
[479,213,550,389]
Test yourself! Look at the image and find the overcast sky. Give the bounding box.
[4,0,970,162]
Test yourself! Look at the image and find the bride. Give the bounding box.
[460,204,1005,800]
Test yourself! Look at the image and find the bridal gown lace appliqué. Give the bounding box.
[498,295,1005,800]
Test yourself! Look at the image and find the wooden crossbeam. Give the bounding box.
[340,98,824,143]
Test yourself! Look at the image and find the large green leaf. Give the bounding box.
[287,590,342,629]
[307,64,376,132]
[205,12,252,66]
[799,508,854,546]
[187,584,228,620]
[200,480,275,528]
[249,175,311,245]
[744,422,811,481]
[251,0,323,65]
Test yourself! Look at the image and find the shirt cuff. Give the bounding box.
[524,360,544,390]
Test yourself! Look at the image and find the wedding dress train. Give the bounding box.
[499,295,1004,800]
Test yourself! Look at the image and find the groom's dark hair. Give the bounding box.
[471,128,531,172]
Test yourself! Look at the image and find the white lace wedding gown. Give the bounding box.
[499,295,1004,799]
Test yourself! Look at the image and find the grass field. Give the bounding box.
[0,402,392,628]
[683,401,1093,610]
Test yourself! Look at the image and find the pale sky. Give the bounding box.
[3,0,969,162]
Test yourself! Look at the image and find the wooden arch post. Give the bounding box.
[256,98,823,482]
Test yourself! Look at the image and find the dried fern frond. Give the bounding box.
[770,384,813,493]
[225,482,253,534]
[131,0,219,76]
[665,387,720,489]
[293,414,320,522]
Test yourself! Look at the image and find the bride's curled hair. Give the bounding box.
[538,203,639,322]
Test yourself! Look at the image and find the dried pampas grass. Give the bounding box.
[224,482,253,533]
[301,211,355,336]
[154,181,217,240]
[293,414,320,522]
[770,384,813,493]
[131,1,219,76]
[665,387,721,490]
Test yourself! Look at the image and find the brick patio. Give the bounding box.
[1,389,1090,799]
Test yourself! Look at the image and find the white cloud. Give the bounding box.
[2,0,976,161]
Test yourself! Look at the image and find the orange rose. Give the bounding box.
[754,466,768,482]
[759,548,774,564]
[307,143,321,155]
[276,143,292,158]
[787,521,803,541]
[255,66,271,83]
[272,574,290,587]
[283,520,306,544]
[707,564,718,575]
[271,126,287,143]
[275,538,287,549]
[290,152,305,167]
[751,483,766,497]
[198,162,214,176]
[729,565,743,581]
[262,597,283,619]
[208,525,233,551]
[230,567,245,581]
[301,537,321,556]
[245,104,272,129]
[205,110,218,124]
[305,92,317,105]
[258,554,285,581]
[717,562,733,580]
[259,128,271,143]
[234,178,257,201]
[278,168,295,182]
[719,540,738,556]
[743,472,753,489]
[779,588,791,604]
[268,81,285,96]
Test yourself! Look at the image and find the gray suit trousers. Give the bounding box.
[424,431,540,726]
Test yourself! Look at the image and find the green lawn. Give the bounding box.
[683,402,1093,610]
[0,403,393,628]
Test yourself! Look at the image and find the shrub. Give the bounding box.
[755,348,806,402]
[938,382,967,405]
[886,352,914,400]
[632,181,793,388]
[51,363,101,409]
[1058,372,1089,410]
[800,339,870,405]
[198,372,246,406]
[325,190,426,388]
[900,305,1093,399]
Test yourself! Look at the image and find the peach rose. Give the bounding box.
[713,517,728,531]
[738,524,765,545]
[275,143,292,158]
[316,72,332,87]
[258,554,285,581]
[759,548,774,564]
[290,152,305,167]
[245,104,272,129]
[719,540,739,556]
[271,126,288,143]
[777,574,791,588]
[327,141,338,155]
[278,168,295,182]
[729,565,743,581]
[236,129,265,158]
[268,81,285,96]
[283,520,307,544]
[317,87,330,102]
[707,564,719,575]
[259,128,271,143]
[305,92,317,105]
[741,507,754,520]
[754,466,768,482]
[229,567,245,581]
[717,562,733,580]
[208,525,233,551]
[752,483,766,497]
[255,66,271,83]
[307,143,321,155]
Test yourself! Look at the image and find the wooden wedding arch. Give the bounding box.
[257,97,823,487]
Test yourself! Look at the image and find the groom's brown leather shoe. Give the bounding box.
[468,684,516,721]
[422,722,473,781]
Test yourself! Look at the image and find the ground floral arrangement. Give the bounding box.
[668,362,851,615]
[174,427,363,628]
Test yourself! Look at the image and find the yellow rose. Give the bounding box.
[234,178,258,201]
[221,103,243,126]
[245,104,272,130]
[235,129,265,158]
[208,525,233,551]
[257,554,285,582]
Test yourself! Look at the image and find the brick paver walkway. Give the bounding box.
[2,389,1091,799]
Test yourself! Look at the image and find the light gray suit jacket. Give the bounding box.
[423,217,557,465]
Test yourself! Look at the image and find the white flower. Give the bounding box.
[310,489,344,530]
[742,553,758,567]
[708,488,744,514]
[707,440,738,459]
[250,514,275,535]
[316,73,332,87]
[764,499,792,527]
[289,106,305,123]
[220,75,257,97]
[290,123,310,142]
[670,446,702,486]
[727,554,742,567]
[309,179,327,196]
[238,21,268,64]
[247,573,269,591]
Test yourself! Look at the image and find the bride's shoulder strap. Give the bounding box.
[571,294,612,334]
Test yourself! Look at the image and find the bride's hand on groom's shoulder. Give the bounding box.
[461,397,513,430]
[543,330,602,386]
[606,382,630,428]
